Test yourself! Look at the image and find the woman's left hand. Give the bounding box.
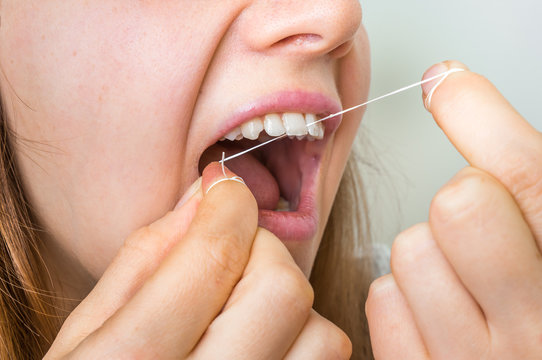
[366,61,542,359]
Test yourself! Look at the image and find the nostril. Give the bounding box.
[239,0,362,56]
[274,33,323,48]
[328,39,355,59]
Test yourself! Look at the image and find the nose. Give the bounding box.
[238,0,362,58]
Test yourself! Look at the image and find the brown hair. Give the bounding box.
[311,140,376,359]
[0,96,62,358]
[0,98,376,358]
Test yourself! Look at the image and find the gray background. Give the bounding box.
[361,1,542,246]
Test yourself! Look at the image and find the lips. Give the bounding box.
[198,91,342,242]
[205,91,342,148]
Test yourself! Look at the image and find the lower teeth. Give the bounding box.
[275,196,290,212]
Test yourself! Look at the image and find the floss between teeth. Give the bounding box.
[220,68,465,164]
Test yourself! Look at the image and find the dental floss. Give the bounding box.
[220,68,464,163]
[206,152,246,194]
[424,68,464,109]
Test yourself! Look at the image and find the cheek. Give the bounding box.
[0,2,235,278]
[2,2,195,164]
[321,28,371,221]
[3,3,195,131]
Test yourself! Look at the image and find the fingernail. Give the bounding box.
[421,62,450,97]
[175,177,202,210]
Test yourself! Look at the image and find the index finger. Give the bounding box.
[73,162,258,358]
[422,60,542,241]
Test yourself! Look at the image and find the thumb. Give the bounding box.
[48,175,204,356]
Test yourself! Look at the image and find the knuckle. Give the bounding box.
[430,168,495,224]
[261,263,314,316]
[366,275,392,309]
[331,327,353,359]
[202,233,247,280]
[126,225,154,246]
[390,223,432,274]
[365,283,379,313]
[312,316,353,359]
[122,226,167,263]
[324,323,353,359]
[500,143,542,206]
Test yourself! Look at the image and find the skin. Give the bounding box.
[366,61,542,359]
[0,0,367,357]
[3,1,539,358]
[0,1,368,291]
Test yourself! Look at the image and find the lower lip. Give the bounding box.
[257,154,321,242]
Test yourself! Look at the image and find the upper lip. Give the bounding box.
[203,90,343,150]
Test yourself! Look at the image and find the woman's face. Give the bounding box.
[0,1,369,288]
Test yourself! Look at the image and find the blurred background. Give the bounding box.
[360,0,542,247]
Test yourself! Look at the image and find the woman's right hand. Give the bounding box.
[45,162,351,359]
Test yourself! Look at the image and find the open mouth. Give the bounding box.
[197,93,342,242]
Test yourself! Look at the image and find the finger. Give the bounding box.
[47,176,203,357]
[430,167,542,328]
[429,167,542,332]
[391,223,488,359]
[190,228,315,360]
[366,274,429,360]
[72,162,259,358]
[283,310,352,360]
[422,60,542,244]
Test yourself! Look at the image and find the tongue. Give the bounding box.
[199,144,280,210]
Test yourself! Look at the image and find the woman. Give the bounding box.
[1,1,540,359]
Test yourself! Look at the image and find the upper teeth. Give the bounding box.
[221,113,324,142]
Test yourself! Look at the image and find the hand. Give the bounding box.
[45,163,351,359]
[366,61,542,359]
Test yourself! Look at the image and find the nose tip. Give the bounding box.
[239,0,363,58]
